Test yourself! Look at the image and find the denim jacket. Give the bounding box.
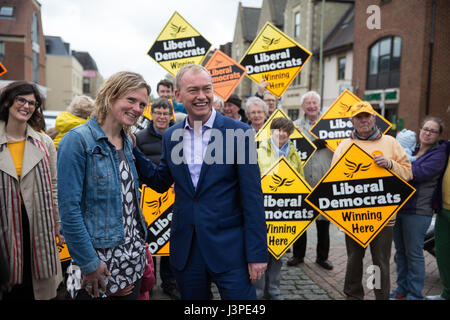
[57,118,147,274]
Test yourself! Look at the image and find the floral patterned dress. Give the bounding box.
[66,149,147,299]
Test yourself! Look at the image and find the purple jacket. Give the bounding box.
[399,140,448,216]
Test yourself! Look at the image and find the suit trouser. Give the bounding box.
[344,226,393,300]
[292,220,330,261]
[173,235,256,300]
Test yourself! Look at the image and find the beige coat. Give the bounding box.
[0,121,62,300]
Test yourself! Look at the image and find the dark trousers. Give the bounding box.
[3,206,34,300]
[292,219,330,261]
[344,226,393,300]
[153,256,177,289]
[173,235,256,300]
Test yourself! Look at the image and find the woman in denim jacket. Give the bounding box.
[57,72,150,299]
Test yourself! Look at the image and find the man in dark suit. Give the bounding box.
[133,64,268,300]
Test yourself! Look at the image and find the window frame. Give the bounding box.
[337,56,346,80]
[294,12,301,38]
[366,36,402,90]
[0,6,14,17]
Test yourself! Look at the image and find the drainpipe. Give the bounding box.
[318,0,325,101]
[425,0,436,116]
[309,1,315,91]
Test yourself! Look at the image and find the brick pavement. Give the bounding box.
[151,222,444,300]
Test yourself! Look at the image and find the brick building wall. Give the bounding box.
[352,0,449,138]
[0,0,46,84]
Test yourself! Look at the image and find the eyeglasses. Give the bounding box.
[15,96,39,108]
[152,111,172,117]
[421,127,439,135]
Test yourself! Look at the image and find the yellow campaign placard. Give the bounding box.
[239,22,312,98]
[309,89,392,152]
[57,237,71,262]
[305,143,415,247]
[204,49,247,102]
[140,184,175,256]
[255,109,316,165]
[0,61,7,76]
[261,157,319,259]
[147,11,212,77]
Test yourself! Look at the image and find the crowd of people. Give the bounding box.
[0,65,448,301]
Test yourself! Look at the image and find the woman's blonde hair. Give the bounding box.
[92,71,151,131]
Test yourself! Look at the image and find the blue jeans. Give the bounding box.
[393,213,432,300]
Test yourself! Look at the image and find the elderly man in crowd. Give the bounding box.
[288,91,334,270]
[333,101,412,300]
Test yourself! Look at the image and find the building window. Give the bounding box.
[31,12,40,83]
[294,12,301,37]
[83,78,90,93]
[31,12,39,44]
[367,36,402,89]
[0,6,14,17]
[32,52,39,83]
[0,41,5,64]
[338,57,346,80]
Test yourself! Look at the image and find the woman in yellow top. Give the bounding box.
[0,81,63,300]
[255,117,304,300]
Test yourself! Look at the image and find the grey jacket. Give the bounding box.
[294,115,333,221]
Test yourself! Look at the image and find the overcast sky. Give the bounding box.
[39,0,263,96]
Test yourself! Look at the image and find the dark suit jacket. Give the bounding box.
[134,111,268,273]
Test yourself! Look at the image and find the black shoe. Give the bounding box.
[287,257,304,266]
[316,259,333,270]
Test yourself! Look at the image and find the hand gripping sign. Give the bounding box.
[57,237,71,263]
[305,143,415,247]
[309,89,391,152]
[140,185,175,256]
[147,11,212,77]
[240,22,312,99]
[204,49,247,102]
[255,109,317,165]
[260,157,319,259]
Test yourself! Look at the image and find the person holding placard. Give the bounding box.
[332,101,412,300]
[256,117,304,300]
[288,91,334,270]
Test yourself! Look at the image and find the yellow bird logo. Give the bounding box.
[170,23,187,37]
[338,101,352,116]
[344,158,371,178]
[269,173,294,191]
[145,191,169,215]
[262,36,280,50]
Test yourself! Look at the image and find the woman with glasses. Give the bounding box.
[391,116,447,300]
[0,81,63,300]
